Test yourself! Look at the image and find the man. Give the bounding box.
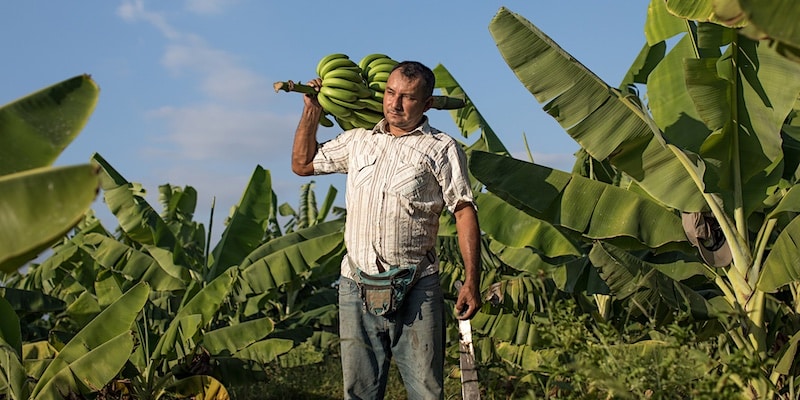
[292,60,481,399]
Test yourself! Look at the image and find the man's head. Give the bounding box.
[382,61,435,135]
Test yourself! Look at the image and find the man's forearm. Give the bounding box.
[454,202,482,319]
[456,205,481,287]
[292,105,321,176]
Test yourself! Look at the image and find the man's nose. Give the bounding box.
[390,97,402,110]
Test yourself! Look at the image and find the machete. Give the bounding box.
[455,280,480,399]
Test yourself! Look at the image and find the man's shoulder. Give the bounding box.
[427,127,463,153]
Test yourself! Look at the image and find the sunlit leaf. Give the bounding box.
[0,75,99,175]
[0,164,99,272]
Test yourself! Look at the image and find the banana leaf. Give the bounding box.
[589,241,720,320]
[470,151,687,250]
[487,240,564,276]
[238,220,344,306]
[0,296,21,356]
[773,330,800,375]
[22,341,57,381]
[470,307,542,347]
[757,215,800,292]
[433,64,509,156]
[0,164,99,273]
[490,340,560,372]
[152,268,237,359]
[29,282,149,399]
[232,338,295,365]
[682,39,800,215]
[0,75,99,175]
[64,291,102,328]
[201,317,275,355]
[476,193,580,258]
[0,287,66,316]
[0,338,28,400]
[79,233,186,291]
[647,35,711,155]
[645,0,688,46]
[668,0,800,61]
[0,298,25,399]
[489,7,706,212]
[91,152,178,250]
[739,0,800,47]
[208,166,272,280]
[161,375,230,400]
[33,332,134,400]
[240,227,344,295]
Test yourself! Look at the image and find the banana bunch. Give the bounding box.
[314,53,385,130]
[276,53,465,127]
[358,54,398,102]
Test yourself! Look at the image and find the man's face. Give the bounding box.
[382,70,432,135]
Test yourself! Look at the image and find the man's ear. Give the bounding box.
[423,96,434,112]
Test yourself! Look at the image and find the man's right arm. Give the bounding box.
[291,80,323,176]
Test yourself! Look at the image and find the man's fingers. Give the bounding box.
[455,299,479,320]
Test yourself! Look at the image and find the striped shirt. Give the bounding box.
[312,117,474,279]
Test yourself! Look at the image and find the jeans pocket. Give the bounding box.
[338,276,360,296]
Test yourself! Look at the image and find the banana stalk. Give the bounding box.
[273,81,466,110]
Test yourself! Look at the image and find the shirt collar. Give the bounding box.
[373,116,431,137]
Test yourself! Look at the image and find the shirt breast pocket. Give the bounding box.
[352,154,377,188]
[389,160,427,199]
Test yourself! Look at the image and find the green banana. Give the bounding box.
[356,97,383,113]
[368,81,386,92]
[322,77,370,98]
[320,86,358,103]
[358,53,389,72]
[367,62,396,78]
[319,57,359,78]
[319,113,334,127]
[368,71,391,84]
[366,57,397,71]
[316,53,348,77]
[353,109,383,125]
[317,93,352,118]
[323,68,365,83]
[335,115,356,130]
[327,95,365,110]
[363,57,396,79]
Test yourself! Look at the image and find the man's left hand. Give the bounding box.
[455,281,481,320]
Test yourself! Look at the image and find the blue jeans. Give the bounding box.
[338,274,445,400]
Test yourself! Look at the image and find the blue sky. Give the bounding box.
[3,1,649,242]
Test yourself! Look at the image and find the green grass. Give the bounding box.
[228,353,470,400]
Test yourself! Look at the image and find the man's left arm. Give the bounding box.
[453,201,482,320]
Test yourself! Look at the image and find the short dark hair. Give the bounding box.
[391,61,435,98]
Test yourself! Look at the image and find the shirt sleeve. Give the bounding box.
[437,139,475,214]
[311,128,360,175]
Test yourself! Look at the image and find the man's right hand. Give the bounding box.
[303,78,323,110]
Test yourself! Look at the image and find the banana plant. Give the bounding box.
[483,3,800,397]
[664,0,800,65]
[19,152,348,396]
[277,180,343,233]
[83,155,326,396]
[0,75,100,273]
[0,283,148,400]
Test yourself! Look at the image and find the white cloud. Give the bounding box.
[147,104,296,161]
[184,0,236,15]
[117,0,282,162]
[117,0,181,40]
[161,41,270,104]
[115,0,315,238]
